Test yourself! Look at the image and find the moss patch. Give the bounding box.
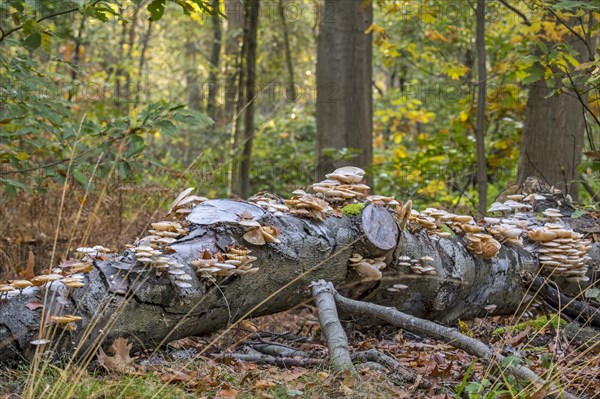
[341,203,366,216]
[493,314,567,335]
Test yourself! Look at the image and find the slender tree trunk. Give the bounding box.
[124,4,140,104]
[206,0,222,122]
[68,16,86,102]
[135,20,153,104]
[228,11,247,198]
[229,0,259,198]
[239,0,259,198]
[186,38,202,111]
[316,0,373,182]
[115,6,128,109]
[517,17,597,199]
[224,1,245,123]
[474,0,487,213]
[278,0,296,102]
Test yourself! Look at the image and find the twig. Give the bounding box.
[331,286,579,399]
[352,349,418,384]
[0,0,102,42]
[212,353,325,368]
[498,0,531,26]
[250,341,310,358]
[547,8,594,61]
[311,280,355,374]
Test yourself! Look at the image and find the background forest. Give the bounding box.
[0,0,598,275]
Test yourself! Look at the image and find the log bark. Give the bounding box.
[0,200,596,365]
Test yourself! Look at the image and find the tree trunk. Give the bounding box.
[474,0,487,213]
[206,0,222,122]
[239,0,259,199]
[68,15,86,102]
[2,198,595,365]
[316,0,373,182]
[229,0,259,198]
[135,20,153,104]
[223,1,244,125]
[185,38,202,111]
[517,17,596,199]
[278,0,296,102]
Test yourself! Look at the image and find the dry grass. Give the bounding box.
[0,182,173,280]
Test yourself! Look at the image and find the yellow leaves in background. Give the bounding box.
[443,63,470,80]
[425,29,449,43]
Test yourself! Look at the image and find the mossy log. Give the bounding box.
[0,199,597,364]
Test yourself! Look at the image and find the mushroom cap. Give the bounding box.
[10,280,33,289]
[325,166,365,184]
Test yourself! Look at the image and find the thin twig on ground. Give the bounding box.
[211,353,325,368]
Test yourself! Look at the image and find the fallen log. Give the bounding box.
[0,193,597,365]
[527,276,600,327]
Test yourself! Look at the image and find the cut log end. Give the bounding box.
[360,204,399,256]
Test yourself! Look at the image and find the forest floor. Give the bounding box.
[1,306,598,399]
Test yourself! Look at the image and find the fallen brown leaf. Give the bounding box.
[97,337,135,373]
[217,388,238,398]
[252,379,276,390]
[25,301,44,311]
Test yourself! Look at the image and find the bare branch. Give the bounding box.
[332,288,580,399]
[311,280,355,374]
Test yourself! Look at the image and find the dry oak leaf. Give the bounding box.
[217,388,238,398]
[97,337,136,373]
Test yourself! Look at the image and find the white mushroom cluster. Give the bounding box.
[366,195,400,208]
[146,220,188,246]
[387,283,409,292]
[248,192,289,214]
[76,245,114,261]
[349,253,386,281]
[167,187,207,217]
[191,247,258,278]
[465,233,502,260]
[396,255,437,275]
[527,222,592,282]
[166,262,195,288]
[130,245,179,273]
[285,192,332,221]
[1,270,90,301]
[487,221,525,246]
[237,216,280,246]
[408,208,482,239]
[312,167,370,203]
[487,195,533,214]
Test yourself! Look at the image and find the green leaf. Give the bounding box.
[0,177,30,192]
[41,32,51,52]
[155,120,177,136]
[522,67,543,85]
[118,161,132,178]
[147,0,166,21]
[554,1,600,11]
[24,32,42,49]
[571,209,585,218]
[124,135,146,158]
[72,168,94,191]
[172,109,213,125]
